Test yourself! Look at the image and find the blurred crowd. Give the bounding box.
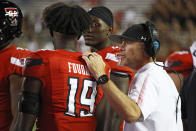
[145,0,196,60]
[14,0,196,61]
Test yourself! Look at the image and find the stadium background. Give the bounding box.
[9,0,196,61]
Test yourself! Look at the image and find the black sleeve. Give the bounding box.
[180,70,196,119]
[180,80,187,120]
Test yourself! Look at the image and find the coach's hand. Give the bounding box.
[82,52,106,80]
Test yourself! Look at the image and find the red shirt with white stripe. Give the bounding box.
[0,46,30,131]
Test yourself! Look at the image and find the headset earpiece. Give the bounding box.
[153,41,159,51]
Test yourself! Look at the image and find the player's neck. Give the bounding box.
[53,32,78,51]
[54,39,77,52]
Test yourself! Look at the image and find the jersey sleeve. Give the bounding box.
[110,65,135,87]
[97,46,121,67]
[23,53,46,79]
[165,51,193,77]
[9,48,31,75]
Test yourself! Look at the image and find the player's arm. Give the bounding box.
[11,53,43,131]
[12,77,42,131]
[9,74,25,130]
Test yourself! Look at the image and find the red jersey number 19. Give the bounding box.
[65,77,98,117]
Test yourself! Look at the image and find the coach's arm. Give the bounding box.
[82,52,141,123]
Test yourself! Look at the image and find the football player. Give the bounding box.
[12,3,110,131]
[83,6,134,131]
[0,1,31,130]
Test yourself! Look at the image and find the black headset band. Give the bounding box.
[144,21,160,59]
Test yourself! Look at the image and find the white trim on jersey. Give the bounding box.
[10,57,26,67]
[105,53,119,62]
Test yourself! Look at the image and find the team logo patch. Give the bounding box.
[4,8,19,26]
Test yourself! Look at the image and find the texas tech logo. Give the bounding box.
[4,8,19,26]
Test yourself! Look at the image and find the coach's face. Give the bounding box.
[120,39,145,70]
[83,15,111,47]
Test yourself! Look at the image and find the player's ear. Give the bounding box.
[107,26,113,36]
[108,26,113,34]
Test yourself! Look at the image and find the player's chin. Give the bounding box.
[84,40,97,46]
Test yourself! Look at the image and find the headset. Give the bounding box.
[144,21,160,60]
[0,0,23,49]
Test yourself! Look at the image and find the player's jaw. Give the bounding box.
[83,33,98,46]
[83,34,94,40]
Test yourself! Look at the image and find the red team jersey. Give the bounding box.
[97,45,134,82]
[97,45,135,131]
[97,45,135,93]
[23,49,110,131]
[0,46,30,131]
[97,45,121,67]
